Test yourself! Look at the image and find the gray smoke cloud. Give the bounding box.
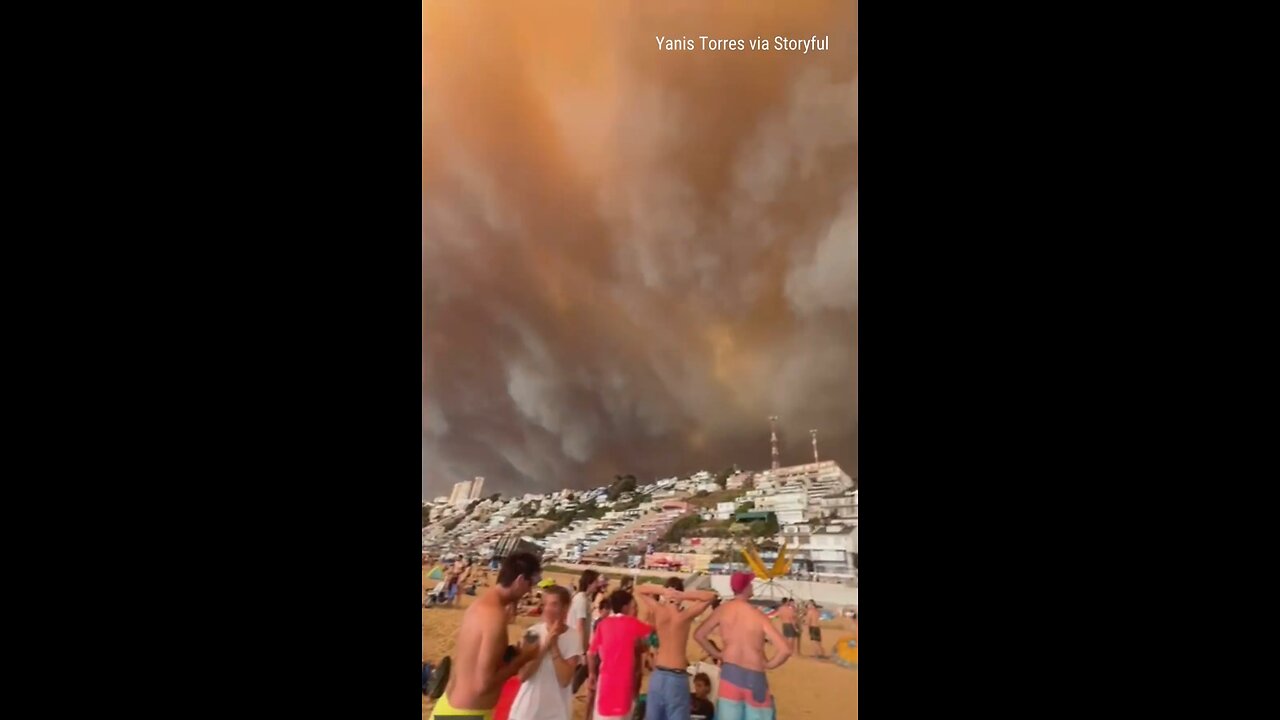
[423,1,858,498]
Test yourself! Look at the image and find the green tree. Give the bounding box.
[736,502,755,514]
[662,514,703,544]
[749,515,779,538]
[606,474,638,500]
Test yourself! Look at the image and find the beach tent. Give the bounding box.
[426,566,445,581]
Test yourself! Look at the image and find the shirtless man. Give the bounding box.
[430,552,545,720]
[633,579,718,720]
[774,600,799,655]
[693,572,792,720]
[804,602,827,659]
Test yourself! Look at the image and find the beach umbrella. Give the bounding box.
[739,540,793,602]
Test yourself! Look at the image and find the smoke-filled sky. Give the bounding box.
[423,1,857,499]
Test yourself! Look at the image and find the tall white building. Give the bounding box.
[449,479,474,506]
[469,477,486,500]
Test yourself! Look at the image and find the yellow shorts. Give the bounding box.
[428,693,494,720]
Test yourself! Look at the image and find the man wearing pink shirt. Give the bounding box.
[587,590,653,720]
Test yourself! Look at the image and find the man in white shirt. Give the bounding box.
[569,570,605,647]
[509,585,583,720]
[568,570,607,718]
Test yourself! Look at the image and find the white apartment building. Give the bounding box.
[448,480,473,506]
[749,486,809,525]
[777,523,857,577]
[580,501,692,565]
[755,460,853,491]
[810,491,857,520]
[753,475,779,491]
[468,477,485,500]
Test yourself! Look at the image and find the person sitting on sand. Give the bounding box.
[429,552,546,720]
[775,599,799,655]
[693,572,792,720]
[429,575,453,607]
[632,579,718,720]
[508,585,581,720]
[441,572,460,607]
[690,648,721,698]
[587,590,654,720]
[804,602,827,660]
[690,672,716,720]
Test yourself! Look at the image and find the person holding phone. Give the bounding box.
[508,586,582,720]
[429,553,543,720]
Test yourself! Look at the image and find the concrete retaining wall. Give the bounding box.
[707,575,858,609]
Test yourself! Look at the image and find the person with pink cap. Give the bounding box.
[693,572,791,720]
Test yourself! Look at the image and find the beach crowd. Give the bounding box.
[425,551,846,720]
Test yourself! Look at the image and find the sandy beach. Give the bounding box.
[423,569,857,719]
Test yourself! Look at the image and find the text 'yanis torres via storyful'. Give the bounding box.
[656,35,830,54]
